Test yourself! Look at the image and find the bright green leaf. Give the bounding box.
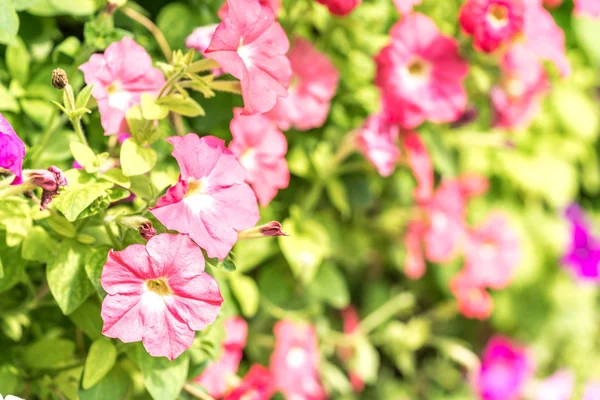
[82,338,117,389]
[135,344,189,400]
[76,84,94,109]
[23,338,76,369]
[79,365,130,400]
[0,1,18,45]
[157,94,205,117]
[53,169,114,221]
[70,300,103,340]
[21,226,57,262]
[229,274,260,318]
[85,246,109,297]
[101,168,131,188]
[141,93,169,120]
[0,235,25,293]
[0,83,19,112]
[70,142,97,172]
[120,139,158,177]
[47,214,77,238]
[307,262,349,309]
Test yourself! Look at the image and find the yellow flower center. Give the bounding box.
[146,278,172,296]
[185,178,204,198]
[407,58,430,78]
[487,4,509,28]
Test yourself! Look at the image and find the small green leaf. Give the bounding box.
[79,365,130,400]
[0,82,19,112]
[101,168,131,188]
[70,300,103,340]
[229,274,260,318]
[76,84,94,109]
[83,338,117,389]
[0,236,25,293]
[84,246,109,297]
[215,256,236,272]
[157,94,204,117]
[47,240,95,315]
[135,344,189,400]
[52,36,81,63]
[0,1,19,45]
[70,142,97,171]
[21,226,57,262]
[326,178,351,218]
[141,93,169,120]
[209,80,241,94]
[47,214,77,238]
[23,338,76,369]
[121,139,158,177]
[351,336,380,384]
[76,233,96,244]
[6,37,30,84]
[126,105,144,141]
[53,171,113,221]
[307,261,349,309]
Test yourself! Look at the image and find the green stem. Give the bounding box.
[72,117,88,145]
[359,292,416,335]
[102,212,120,249]
[31,114,67,164]
[0,183,36,199]
[303,180,325,212]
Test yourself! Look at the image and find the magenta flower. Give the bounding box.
[195,317,248,398]
[150,134,259,260]
[0,113,26,185]
[476,336,534,400]
[575,0,600,17]
[459,0,524,53]
[225,365,275,400]
[218,0,281,18]
[562,204,600,282]
[270,320,327,400]
[356,113,401,177]
[205,0,291,115]
[393,0,422,15]
[464,212,520,290]
[228,108,290,206]
[375,13,469,129]
[316,0,362,15]
[535,370,574,400]
[79,37,165,136]
[267,38,339,131]
[450,271,493,319]
[100,234,223,360]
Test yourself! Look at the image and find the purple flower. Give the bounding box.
[0,112,26,185]
[476,336,533,400]
[562,204,600,282]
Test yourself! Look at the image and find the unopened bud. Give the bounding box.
[237,221,288,240]
[28,166,68,211]
[51,68,68,89]
[139,221,156,241]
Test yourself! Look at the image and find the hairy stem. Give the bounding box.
[121,7,172,62]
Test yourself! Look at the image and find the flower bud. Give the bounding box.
[237,221,288,240]
[25,166,68,210]
[139,221,156,241]
[51,68,68,89]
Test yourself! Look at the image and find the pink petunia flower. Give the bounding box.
[450,271,493,319]
[218,0,282,18]
[459,0,524,53]
[100,234,223,360]
[583,380,600,400]
[267,38,339,131]
[204,0,291,115]
[491,45,549,130]
[225,365,275,400]
[270,320,327,400]
[574,0,600,17]
[0,112,26,185]
[464,212,520,290]
[150,134,260,261]
[339,307,365,392]
[195,317,248,398]
[356,113,401,177]
[404,220,428,279]
[228,108,290,206]
[375,13,469,129]
[535,370,574,400]
[186,24,219,55]
[401,130,433,202]
[79,37,165,136]
[476,336,534,400]
[393,0,422,15]
[316,0,362,15]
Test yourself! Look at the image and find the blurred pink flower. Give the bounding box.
[79,37,165,136]
[150,135,259,261]
[476,336,534,400]
[356,113,400,177]
[267,38,339,131]
[543,0,563,7]
[583,380,600,400]
[218,0,281,18]
[186,24,218,55]
[535,370,574,400]
[229,108,290,206]
[404,220,427,279]
[402,130,433,202]
[459,0,524,53]
[375,13,468,129]
[574,0,600,17]
[100,234,223,360]
[316,0,362,15]
[205,0,291,115]
[464,212,520,290]
[0,113,25,185]
[270,320,327,400]
[225,364,275,400]
[195,317,248,398]
[450,271,493,319]
[393,0,422,14]
[340,307,365,392]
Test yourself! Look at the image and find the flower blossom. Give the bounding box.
[393,0,422,15]
[316,0,362,16]
[450,271,493,319]
[574,0,600,18]
[339,307,365,392]
[0,113,26,185]
[402,130,433,202]
[356,113,401,177]
[270,320,327,400]
[228,108,290,206]
[24,166,69,210]
[375,13,469,129]
[205,0,291,115]
[195,317,248,398]
[267,38,339,131]
[218,0,281,18]
[100,234,223,360]
[225,365,275,400]
[186,24,219,55]
[150,134,260,261]
[79,37,165,136]
[459,0,524,53]
[475,336,534,400]
[562,204,600,282]
[535,370,575,400]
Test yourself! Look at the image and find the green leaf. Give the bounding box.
[574,15,600,66]
[21,226,57,262]
[125,105,144,142]
[70,300,103,340]
[351,336,380,384]
[70,142,97,172]
[215,256,236,272]
[23,338,76,369]
[229,274,260,318]
[47,214,77,238]
[53,170,114,221]
[52,36,81,63]
[11,0,42,11]
[307,261,349,309]
[0,0,18,45]
[0,82,19,112]
[121,139,158,177]
[77,233,96,244]
[76,84,94,109]
[0,235,25,293]
[20,98,55,127]
[101,168,131,188]
[233,238,277,273]
[157,94,205,117]
[0,364,20,394]
[85,246,109,297]
[551,85,600,140]
[0,197,32,246]
[129,175,154,200]
[141,93,169,120]
[326,178,351,218]
[79,365,130,400]
[83,338,117,389]
[135,344,189,400]
[47,240,95,315]
[321,361,352,395]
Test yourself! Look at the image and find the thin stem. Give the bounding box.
[183,383,216,400]
[0,183,36,199]
[72,117,88,145]
[121,7,172,62]
[359,292,416,335]
[303,181,325,212]
[102,212,121,249]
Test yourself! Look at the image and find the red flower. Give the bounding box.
[316,0,362,16]
[225,365,275,400]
